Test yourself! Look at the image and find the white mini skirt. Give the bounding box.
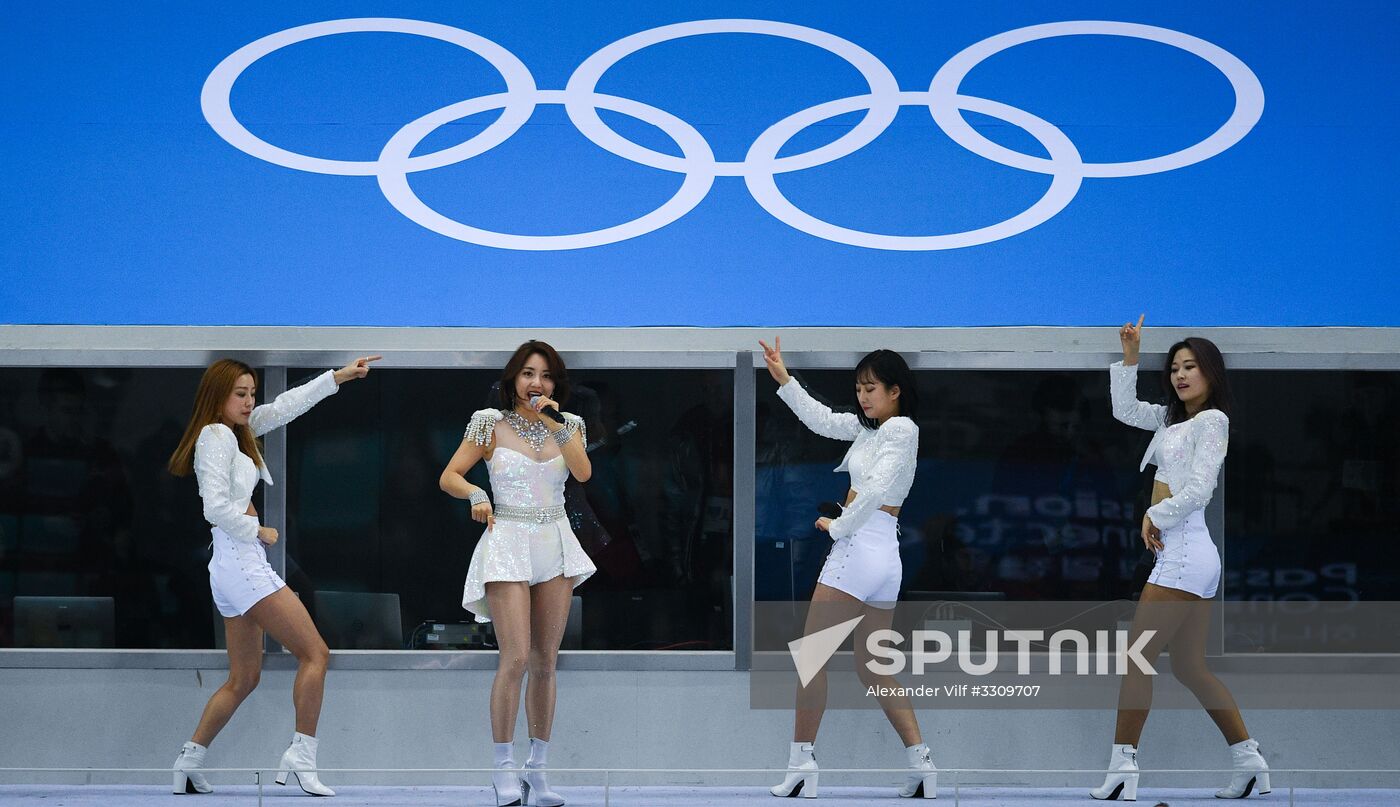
[462,514,596,624]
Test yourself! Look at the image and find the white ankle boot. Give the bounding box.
[492,757,524,807]
[172,741,213,794]
[898,743,937,799]
[770,741,818,798]
[274,732,335,796]
[521,738,565,806]
[1216,738,1270,799]
[1089,743,1139,801]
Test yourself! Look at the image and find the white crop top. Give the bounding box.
[193,370,339,543]
[1109,361,1229,530]
[776,378,919,540]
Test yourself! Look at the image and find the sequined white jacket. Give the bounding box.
[193,371,339,543]
[776,378,919,541]
[1109,361,1229,530]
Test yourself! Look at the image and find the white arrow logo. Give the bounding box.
[788,616,865,687]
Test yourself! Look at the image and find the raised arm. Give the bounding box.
[826,417,918,540]
[553,411,591,483]
[193,424,261,543]
[248,356,380,436]
[761,336,863,441]
[248,371,338,436]
[1109,316,1165,431]
[1146,410,1229,530]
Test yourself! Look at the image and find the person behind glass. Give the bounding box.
[1091,317,1269,801]
[759,338,937,800]
[439,341,596,807]
[166,356,380,797]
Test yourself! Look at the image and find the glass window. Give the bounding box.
[1224,371,1400,603]
[286,368,734,651]
[0,367,218,649]
[756,369,1152,603]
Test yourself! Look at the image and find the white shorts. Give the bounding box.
[817,510,902,607]
[208,527,285,618]
[1147,509,1221,598]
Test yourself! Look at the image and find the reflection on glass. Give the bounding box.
[756,369,1150,603]
[1225,372,1400,606]
[0,368,216,648]
[287,368,734,651]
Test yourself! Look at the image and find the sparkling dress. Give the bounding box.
[460,409,597,623]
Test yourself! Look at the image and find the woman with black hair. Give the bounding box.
[759,338,936,800]
[439,341,596,807]
[1091,317,1269,801]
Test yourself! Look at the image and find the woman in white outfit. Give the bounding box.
[439,341,596,807]
[760,338,937,800]
[1091,317,1269,801]
[167,356,380,797]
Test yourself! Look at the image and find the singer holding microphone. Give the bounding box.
[759,338,936,800]
[439,340,596,807]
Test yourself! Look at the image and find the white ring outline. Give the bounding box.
[200,17,537,177]
[927,20,1265,178]
[745,91,1083,251]
[198,17,1266,250]
[563,19,901,177]
[376,90,716,251]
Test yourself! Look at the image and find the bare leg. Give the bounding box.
[793,583,865,743]
[1114,583,1198,745]
[190,615,264,747]
[246,587,330,736]
[486,581,532,743]
[854,605,923,747]
[1169,598,1250,744]
[525,575,574,742]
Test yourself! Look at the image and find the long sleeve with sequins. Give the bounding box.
[194,424,262,543]
[1109,361,1166,432]
[248,370,339,437]
[1146,409,1229,530]
[776,378,862,441]
[827,417,918,540]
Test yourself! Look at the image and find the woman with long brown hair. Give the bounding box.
[440,341,595,807]
[1090,318,1268,801]
[167,356,379,797]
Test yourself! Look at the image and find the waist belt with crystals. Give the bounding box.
[494,503,567,524]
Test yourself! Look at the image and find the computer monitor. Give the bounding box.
[313,590,402,650]
[13,596,115,648]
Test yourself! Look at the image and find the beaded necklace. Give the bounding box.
[503,410,552,455]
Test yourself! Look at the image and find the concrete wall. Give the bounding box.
[1,666,1395,789]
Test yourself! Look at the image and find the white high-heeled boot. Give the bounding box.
[492,742,523,807]
[770,741,818,798]
[1089,743,1139,801]
[1215,738,1270,799]
[521,737,565,806]
[274,732,336,796]
[172,741,213,794]
[898,743,937,799]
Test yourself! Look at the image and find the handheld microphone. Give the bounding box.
[529,395,566,424]
[816,501,844,520]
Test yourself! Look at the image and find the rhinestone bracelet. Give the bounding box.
[468,489,490,507]
[550,424,576,447]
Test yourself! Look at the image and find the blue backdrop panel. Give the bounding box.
[1,1,1395,326]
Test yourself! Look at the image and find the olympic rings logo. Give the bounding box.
[201,18,1264,251]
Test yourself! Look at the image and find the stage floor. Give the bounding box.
[0,784,1391,805]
